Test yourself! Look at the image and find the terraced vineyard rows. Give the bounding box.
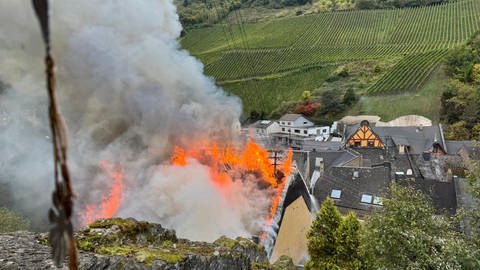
[182,0,480,86]
[367,50,449,94]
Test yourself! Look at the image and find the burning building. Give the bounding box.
[0,0,294,245]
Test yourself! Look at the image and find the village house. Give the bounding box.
[248,120,281,137]
[298,119,458,218]
[277,113,330,140]
[270,115,479,267]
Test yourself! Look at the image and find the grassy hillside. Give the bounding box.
[181,0,480,118]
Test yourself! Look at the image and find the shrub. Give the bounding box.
[0,207,30,232]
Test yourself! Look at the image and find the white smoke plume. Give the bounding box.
[0,0,273,241]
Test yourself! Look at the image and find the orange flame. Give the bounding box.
[171,140,290,186]
[170,140,293,236]
[81,161,124,226]
[261,149,292,240]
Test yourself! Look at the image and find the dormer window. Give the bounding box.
[373,196,383,205]
[331,189,342,199]
[361,194,373,203]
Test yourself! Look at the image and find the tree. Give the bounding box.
[361,182,478,269]
[334,212,363,269]
[472,63,480,84]
[306,197,342,269]
[473,123,480,141]
[318,89,344,117]
[446,120,471,140]
[302,90,312,103]
[342,88,357,106]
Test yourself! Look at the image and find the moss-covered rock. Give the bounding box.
[75,218,270,269]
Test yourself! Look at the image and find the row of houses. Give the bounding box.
[262,114,479,265]
[248,114,332,142]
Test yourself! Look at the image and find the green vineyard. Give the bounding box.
[181,0,480,116]
[367,50,449,94]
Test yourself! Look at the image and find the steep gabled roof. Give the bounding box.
[444,140,473,155]
[313,166,391,216]
[307,150,359,178]
[397,179,457,215]
[345,121,384,148]
[279,113,304,122]
[283,173,313,213]
[345,124,446,154]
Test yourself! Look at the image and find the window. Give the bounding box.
[304,121,308,124]
[294,129,300,133]
[373,196,383,205]
[331,189,341,199]
[354,141,361,147]
[282,128,285,132]
[288,122,291,125]
[304,130,308,134]
[353,171,359,178]
[368,141,374,147]
[361,194,373,203]
[323,129,327,133]
[288,129,291,132]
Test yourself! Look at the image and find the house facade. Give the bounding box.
[249,120,281,136]
[276,114,330,141]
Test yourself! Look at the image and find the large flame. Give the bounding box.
[80,140,293,237]
[80,161,124,226]
[171,140,293,236]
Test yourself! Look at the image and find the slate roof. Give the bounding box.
[250,120,275,129]
[273,172,313,244]
[463,145,480,160]
[283,173,313,213]
[279,113,303,122]
[392,136,409,146]
[444,140,473,155]
[345,124,447,155]
[313,165,391,217]
[306,150,359,179]
[301,141,343,152]
[397,179,457,215]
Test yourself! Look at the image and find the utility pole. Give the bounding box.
[268,149,286,184]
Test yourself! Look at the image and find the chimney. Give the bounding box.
[315,157,324,177]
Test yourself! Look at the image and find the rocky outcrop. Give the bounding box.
[0,218,271,270]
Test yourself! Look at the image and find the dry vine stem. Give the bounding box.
[31,0,78,269]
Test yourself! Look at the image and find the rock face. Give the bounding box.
[0,218,270,270]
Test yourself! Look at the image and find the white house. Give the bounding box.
[278,113,314,129]
[278,114,330,140]
[249,120,281,136]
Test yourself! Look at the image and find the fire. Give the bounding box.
[80,161,124,226]
[170,139,293,237]
[263,149,292,236]
[171,140,291,187]
[79,139,293,237]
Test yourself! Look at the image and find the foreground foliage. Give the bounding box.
[307,183,480,269]
[306,198,364,269]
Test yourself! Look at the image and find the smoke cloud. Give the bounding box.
[0,0,272,241]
